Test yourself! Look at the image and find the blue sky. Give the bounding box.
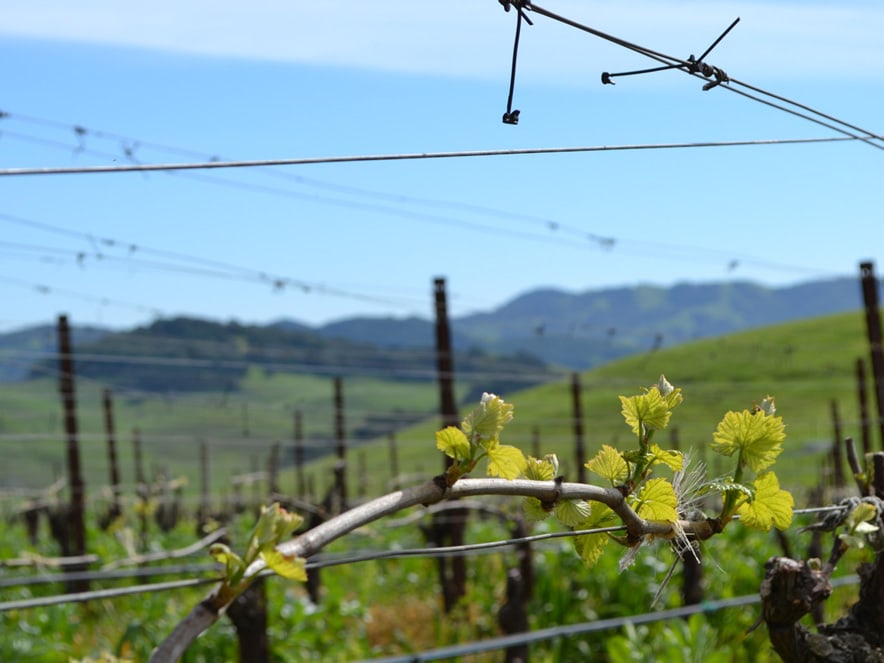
[1,1,883,333]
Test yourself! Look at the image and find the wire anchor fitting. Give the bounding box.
[601,17,739,90]
[499,0,534,124]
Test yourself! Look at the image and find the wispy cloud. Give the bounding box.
[3,1,884,82]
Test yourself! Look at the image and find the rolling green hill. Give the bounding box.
[0,309,876,507]
[308,309,875,497]
[0,368,480,496]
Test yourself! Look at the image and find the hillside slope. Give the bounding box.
[311,309,873,495]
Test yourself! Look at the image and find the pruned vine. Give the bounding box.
[149,376,796,661]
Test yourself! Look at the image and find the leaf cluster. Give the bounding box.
[435,392,527,483]
[706,397,793,531]
[435,376,796,572]
[209,503,306,596]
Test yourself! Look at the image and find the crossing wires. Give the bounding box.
[498,1,884,148]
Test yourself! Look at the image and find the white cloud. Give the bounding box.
[3,1,884,82]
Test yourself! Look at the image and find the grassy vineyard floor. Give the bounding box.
[0,504,869,661]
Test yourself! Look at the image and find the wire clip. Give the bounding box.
[499,0,533,125]
[601,18,738,90]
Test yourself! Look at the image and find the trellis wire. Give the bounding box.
[349,574,861,663]
[0,576,219,612]
[0,504,848,610]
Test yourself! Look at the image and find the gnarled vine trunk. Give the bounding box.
[761,554,884,662]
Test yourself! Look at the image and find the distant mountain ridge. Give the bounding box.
[307,277,872,369]
[0,277,873,385]
[16,316,556,401]
[0,324,110,382]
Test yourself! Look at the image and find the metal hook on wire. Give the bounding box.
[601,17,739,90]
[499,1,534,125]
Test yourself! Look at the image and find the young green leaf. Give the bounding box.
[462,392,514,441]
[632,477,678,523]
[523,497,551,521]
[699,479,755,500]
[555,499,592,528]
[711,409,786,472]
[271,505,304,541]
[261,548,308,581]
[620,388,671,436]
[435,426,471,461]
[846,501,878,530]
[838,502,880,549]
[245,503,304,565]
[585,444,629,486]
[574,503,619,568]
[736,471,794,531]
[647,444,684,472]
[656,374,684,411]
[525,454,558,481]
[209,543,246,585]
[486,444,527,480]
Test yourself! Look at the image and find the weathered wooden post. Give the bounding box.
[570,373,586,483]
[132,427,148,553]
[267,441,280,497]
[293,409,305,498]
[857,358,873,457]
[830,400,845,491]
[433,276,467,611]
[388,432,400,491]
[102,388,122,523]
[333,376,347,511]
[56,314,88,593]
[859,262,884,448]
[499,568,529,663]
[199,440,210,526]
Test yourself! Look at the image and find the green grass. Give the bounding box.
[2,504,840,662]
[0,367,470,496]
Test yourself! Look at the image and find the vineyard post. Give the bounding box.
[874,453,884,500]
[829,400,846,491]
[102,388,122,520]
[293,409,305,499]
[531,425,541,459]
[497,515,534,660]
[570,372,586,483]
[132,427,145,488]
[857,358,873,456]
[132,428,148,554]
[388,432,400,490]
[333,376,347,510]
[844,437,866,496]
[433,276,468,611]
[199,440,210,525]
[267,441,280,496]
[498,567,529,663]
[56,314,88,593]
[859,261,884,449]
[669,425,680,452]
[357,450,367,498]
[251,455,260,511]
[675,415,708,598]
